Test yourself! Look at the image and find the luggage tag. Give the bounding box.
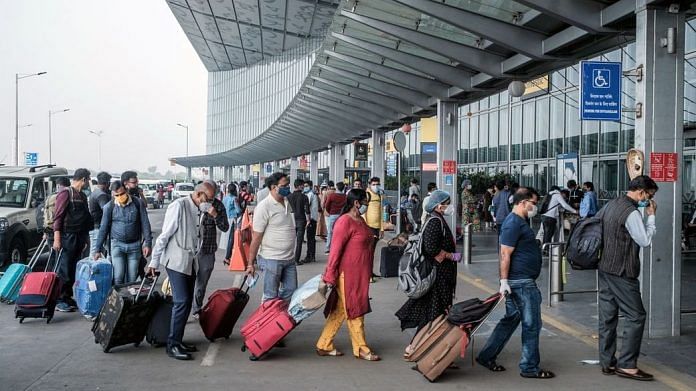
[246,273,260,289]
[88,280,98,292]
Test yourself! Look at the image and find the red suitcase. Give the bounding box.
[199,277,250,341]
[240,298,296,360]
[14,249,63,324]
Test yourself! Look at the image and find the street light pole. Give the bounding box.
[176,123,189,156]
[88,130,104,170]
[15,72,47,165]
[48,108,70,164]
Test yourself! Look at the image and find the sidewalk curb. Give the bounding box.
[457,271,696,391]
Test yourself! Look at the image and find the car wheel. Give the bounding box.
[8,237,27,267]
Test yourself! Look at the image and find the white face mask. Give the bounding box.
[370,185,380,193]
[199,202,212,213]
[443,204,454,216]
[527,204,538,218]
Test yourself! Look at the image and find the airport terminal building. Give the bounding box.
[167,0,696,338]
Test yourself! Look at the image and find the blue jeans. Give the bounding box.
[326,214,340,251]
[477,279,542,375]
[166,267,195,349]
[111,240,142,285]
[258,256,298,302]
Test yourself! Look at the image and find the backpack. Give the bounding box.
[398,217,444,299]
[42,190,64,231]
[565,208,605,270]
[539,193,561,215]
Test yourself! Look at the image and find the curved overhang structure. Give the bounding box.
[170,0,676,168]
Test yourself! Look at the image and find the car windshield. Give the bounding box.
[177,184,194,191]
[0,177,30,208]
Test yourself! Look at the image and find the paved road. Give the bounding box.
[0,207,686,390]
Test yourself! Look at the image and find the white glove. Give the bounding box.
[499,279,511,295]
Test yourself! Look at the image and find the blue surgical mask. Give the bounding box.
[637,200,649,208]
[303,187,311,194]
[278,186,291,197]
[359,204,368,215]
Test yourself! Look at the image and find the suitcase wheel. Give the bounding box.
[103,347,111,353]
[134,342,141,348]
[208,338,215,343]
[241,345,246,352]
[94,339,99,344]
[18,317,24,324]
[249,355,258,361]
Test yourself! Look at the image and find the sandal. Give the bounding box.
[316,348,344,357]
[356,351,381,361]
[403,345,415,359]
[520,369,555,379]
[476,358,506,372]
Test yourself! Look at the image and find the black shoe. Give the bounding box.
[615,368,654,381]
[167,345,193,360]
[180,342,198,353]
[296,260,305,265]
[602,367,616,375]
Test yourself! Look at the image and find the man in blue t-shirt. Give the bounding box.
[476,187,555,380]
[491,180,511,234]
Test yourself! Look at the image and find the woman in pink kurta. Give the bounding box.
[317,189,380,361]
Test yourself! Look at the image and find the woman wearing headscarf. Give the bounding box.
[460,179,479,232]
[396,190,460,356]
[316,189,380,361]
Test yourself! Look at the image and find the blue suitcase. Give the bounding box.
[74,257,113,318]
[0,239,46,303]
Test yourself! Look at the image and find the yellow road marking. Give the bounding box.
[457,271,695,391]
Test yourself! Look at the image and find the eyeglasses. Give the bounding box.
[526,200,538,205]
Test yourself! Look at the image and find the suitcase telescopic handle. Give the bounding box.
[134,272,160,302]
[27,238,48,270]
[45,247,63,273]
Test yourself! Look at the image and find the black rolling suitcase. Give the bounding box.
[92,275,160,353]
[146,295,173,347]
[380,244,403,277]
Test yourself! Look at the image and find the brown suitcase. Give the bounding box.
[405,314,450,362]
[415,323,468,382]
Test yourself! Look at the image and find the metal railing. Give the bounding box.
[543,241,598,307]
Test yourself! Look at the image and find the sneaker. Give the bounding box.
[66,298,78,310]
[56,302,74,312]
[84,314,96,321]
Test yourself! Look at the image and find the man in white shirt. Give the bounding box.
[146,183,213,361]
[540,186,577,244]
[246,173,297,302]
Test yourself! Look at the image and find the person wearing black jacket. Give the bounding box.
[287,179,310,265]
[88,171,112,257]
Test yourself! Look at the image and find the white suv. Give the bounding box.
[0,165,68,268]
[172,183,194,199]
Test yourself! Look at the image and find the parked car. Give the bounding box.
[172,183,194,200]
[139,180,163,209]
[0,165,68,268]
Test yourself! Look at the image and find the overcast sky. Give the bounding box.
[0,0,208,175]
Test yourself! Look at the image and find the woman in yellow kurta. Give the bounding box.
[316,189,380,361]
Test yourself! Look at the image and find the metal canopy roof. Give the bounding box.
[171,0,687,168]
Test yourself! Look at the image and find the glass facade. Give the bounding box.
[206,37,322,154]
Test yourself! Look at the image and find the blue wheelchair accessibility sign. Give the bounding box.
[580,61,622,121]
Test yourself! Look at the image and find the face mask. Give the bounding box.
[114,194,128,205]
[199,202,212,213]
[128,187,140,197]
[443,204,454,216]
[637,200,649,208]
[527,204,538,218]
[466,185,472,190]
[358,204,368,215]
[370,185,380,193]
[303,187,311,194]
[278,186,291,198]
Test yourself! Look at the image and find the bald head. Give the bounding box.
[191,182,215,206]
[204,179,217,192]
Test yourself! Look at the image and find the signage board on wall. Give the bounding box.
[442,160,457,175]
[557,153,579,187]
[354,143,368,161]
[579,61,622,121]
[24,152,38,166]
[522,75,550,100]
[650,152,678,182]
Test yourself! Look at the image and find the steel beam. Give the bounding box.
[515,0,614,33]
[340,10,503,76]
[300,93,391,124]
[317,64,430,108]
[324,50,450,98]
[295,100,381,128]
[304,85,401,119]
[285,110,358,137]
[311,76,413,115]
[391,0,549,59]
[331,32,473,91]
[289,104,368,133]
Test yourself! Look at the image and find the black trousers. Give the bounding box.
[305,219,317,261]
[57,231,89,301]
[598,270,646,370]
[294,220,306,263]
[167,267,195,349]
[541,216,557,244]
